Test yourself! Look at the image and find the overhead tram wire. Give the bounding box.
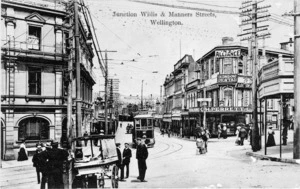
[89,12,142,58]
[80,0,106,76]
[128,0,240,14]
[177,0,240,9]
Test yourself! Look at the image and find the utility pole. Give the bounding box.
[239,0,270,152]
[66,1,74,149]
[141,80,144,109]
[74,0,82,141]
[102,50,117,134]
[293,0,300,159]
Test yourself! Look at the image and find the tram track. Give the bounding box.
[149,138,184,160]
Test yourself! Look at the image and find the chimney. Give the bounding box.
[222,37,234,45]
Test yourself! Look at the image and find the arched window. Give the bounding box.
[18,117,49,141]
[238,62,243,74]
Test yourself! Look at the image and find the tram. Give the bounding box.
[132,114,155,148]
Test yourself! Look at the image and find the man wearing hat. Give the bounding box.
[116,143,125,181]
[47,141,69,189]
[122,143,132,179]
[136,136,148,182]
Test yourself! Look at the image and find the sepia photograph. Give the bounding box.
[0,0,300,188]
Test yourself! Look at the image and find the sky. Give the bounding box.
[86,0,294,98]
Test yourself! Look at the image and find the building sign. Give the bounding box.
[236,83,252,89]
[217,74,237,83]
[200,106,252,112]
[215,49,241,58]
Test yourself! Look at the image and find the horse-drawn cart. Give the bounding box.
[71,134,119,188]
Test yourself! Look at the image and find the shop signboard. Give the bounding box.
[199,106,252,112]
[217,74,238,83]
[215,49,241,58]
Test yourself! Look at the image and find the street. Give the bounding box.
[1,122,300,188]
[116,122,300,188]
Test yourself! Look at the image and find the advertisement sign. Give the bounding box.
[217,74,238,83]
[215,49,241,58]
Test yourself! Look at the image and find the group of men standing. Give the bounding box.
[32,141,69,189]
[116,136,149,182]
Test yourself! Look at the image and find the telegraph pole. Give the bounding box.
[102,50,117,134]
[141,80,144,109]
[74,0,82,140]
[239,0,270,152]
[293,0,300,159]
[66,1,74,149]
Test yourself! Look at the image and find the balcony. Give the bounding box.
[1,40,67,62]
[258,57,294,98]
[186,79,199,90]
[173,55,193,74]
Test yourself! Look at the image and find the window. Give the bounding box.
[224,87,233,106]
[215,59,220,73]
[28,26,41,50]
[238,62,243,74]
[223,58,233,74]
[28,67,41,95]
[18,117,49,140]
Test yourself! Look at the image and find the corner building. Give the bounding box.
[1,0,96,160]
[196,37,293,136]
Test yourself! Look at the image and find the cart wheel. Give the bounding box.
[111,165,119,188]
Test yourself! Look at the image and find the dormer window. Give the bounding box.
[28,26,41,50]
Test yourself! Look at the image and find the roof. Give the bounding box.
[197,43,293,63]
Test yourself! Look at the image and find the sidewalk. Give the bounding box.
[246,142,300,164]
[1,156,33,169]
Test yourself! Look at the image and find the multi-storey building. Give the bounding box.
[196,37,293,136]
[1,0,96,160]
[162,55,193,133]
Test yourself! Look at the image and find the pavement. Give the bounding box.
[245,130,300,165]
[158,129,300,165]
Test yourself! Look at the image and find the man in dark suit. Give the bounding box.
[122,143,132,179]
[136,136,148,182]
[47,141,69,189]
[116,143,125,181]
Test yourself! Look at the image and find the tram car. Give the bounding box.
[132,114,155,148]
[71,134,119,188]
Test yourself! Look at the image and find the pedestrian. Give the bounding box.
[196,138,205,154]
[266,126,276,147]
[200,131,208,152]
[161,128,165,137]
[136,136,148,182]
[217,124,222,139]
[32,145,43,184]
[17,140,28,161]
[39,143,51,189]
[47,141,69,189]
[235,126,241,145]
[222,124,227,139]
[167,128,171,138]
[122,143,132,179]
[282,117,289,145]
[83,131,88,147]
[116,143,125,181]
[179,127,182,138]
[239,127,248,146]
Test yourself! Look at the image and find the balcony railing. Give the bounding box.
[1,40,66,60]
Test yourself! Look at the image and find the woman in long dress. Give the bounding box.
[17,140,28,161]
[266,126,276,147]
